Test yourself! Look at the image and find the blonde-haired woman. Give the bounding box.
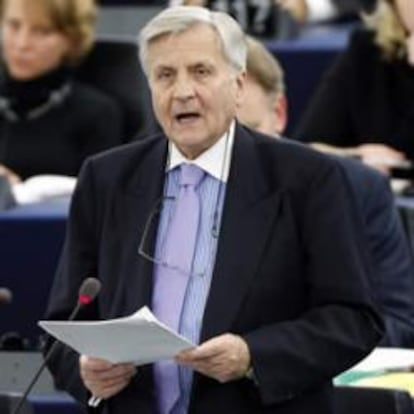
[0,0,122,188]
[295,0,414,174]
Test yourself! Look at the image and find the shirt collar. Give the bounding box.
[167,119,235,182]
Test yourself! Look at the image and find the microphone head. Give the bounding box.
[0,287,12,305]
[78,277,101,306]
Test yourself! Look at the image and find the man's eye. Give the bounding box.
[158,71,172,80]
[195,67,209,77]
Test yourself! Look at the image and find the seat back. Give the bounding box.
[334,386,414,414]
[0,393,33,414]
[0,177,15,211]
[75,35,157,142]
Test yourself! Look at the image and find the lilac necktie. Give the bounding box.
[152,163,205,414]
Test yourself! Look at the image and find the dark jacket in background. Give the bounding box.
[294,30,414,162]
[332,0,376,15]
[0,68,123,179]
[337,157,414,347]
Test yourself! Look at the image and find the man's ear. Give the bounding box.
[234,70,247,108]
[274,93,288,135]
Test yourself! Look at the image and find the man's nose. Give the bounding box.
[172,74,195,100]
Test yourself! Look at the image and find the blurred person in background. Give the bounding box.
[294,0,414,175]
[171,0,375,26]
[238,35,414,347]
[276,0,376,24]
[0,0,123,202]
[168,0,292,37]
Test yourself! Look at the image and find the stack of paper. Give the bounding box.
[39,306,194,365]
[335,347,414,395]
[351,347,414,372]
[351,372,414,396]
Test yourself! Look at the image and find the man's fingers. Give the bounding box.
[188,359,241,383]
[83,366,137,399]
[85,369,136,389]
[80,355,113,370]
[87,376,133,400]
[178,334,243,361]
[177,334,251,383]
[79,355,137,398]
[82,364,136,382]
[178,336,225,361]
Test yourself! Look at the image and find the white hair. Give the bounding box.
[138,6,247,76]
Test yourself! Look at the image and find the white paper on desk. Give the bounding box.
[38,306,194,365]
[351,347,414,372]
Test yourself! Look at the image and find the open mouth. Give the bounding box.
[175,112,201,124]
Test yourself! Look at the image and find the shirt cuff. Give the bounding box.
[245,366,259,385]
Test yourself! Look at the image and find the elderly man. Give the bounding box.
[44,6,382,414]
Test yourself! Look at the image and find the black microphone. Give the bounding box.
[0,287,12,305]
[12,277,101,414]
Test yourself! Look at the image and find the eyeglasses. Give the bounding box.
[139,127,230,278]
[138,195,218,278]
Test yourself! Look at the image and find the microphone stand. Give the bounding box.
[11,301,84,414]
[12,277,101,414]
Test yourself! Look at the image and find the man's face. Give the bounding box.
[237,74,287,136]
[146,23,245,159]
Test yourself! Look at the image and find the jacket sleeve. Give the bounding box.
[362,169,414,347]
[43,159,100,404]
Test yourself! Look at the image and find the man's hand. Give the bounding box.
[79,355,137,400]
[176,333,251,383]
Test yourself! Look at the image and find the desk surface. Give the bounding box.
[0,199,69,219]
[267,23,352,52]
[30,392,84,414]
[396,196,414,210]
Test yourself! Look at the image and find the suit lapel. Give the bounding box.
[201,127,282,340]
[110,138,168,315]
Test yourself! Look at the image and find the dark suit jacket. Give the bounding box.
[331,0,373,15]
[0,81,123,180]
[294,29,414,161]
[45,125,382,413]
[337,158,414,347]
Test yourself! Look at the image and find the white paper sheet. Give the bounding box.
[38,306,194,365]
[350,347,414,372]
[13,174,76,204]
